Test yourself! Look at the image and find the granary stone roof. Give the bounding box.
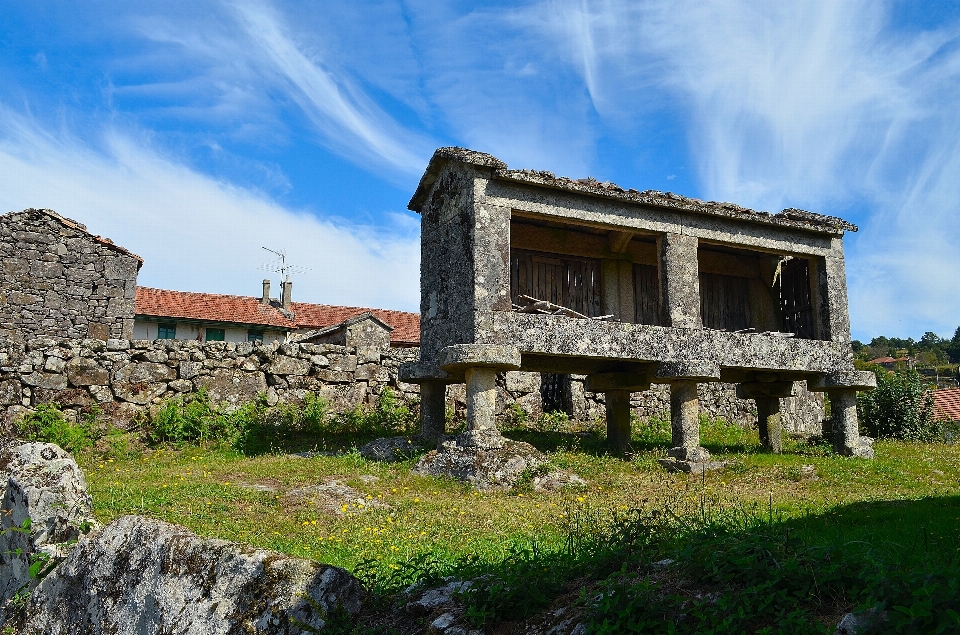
[409,147,857,235]
[134,287,421,345]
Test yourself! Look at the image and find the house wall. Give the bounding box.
[132,320,285,344]
[0,209,139,344]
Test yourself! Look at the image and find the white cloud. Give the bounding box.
[0,106,421,312]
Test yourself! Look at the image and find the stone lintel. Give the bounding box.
[655,360,720,383]
[807,370,877,392]
[438,344,521,371]
[737,381,796,399]
[720,368,813,383]
[585,372,651,393]
[398,361,462,384]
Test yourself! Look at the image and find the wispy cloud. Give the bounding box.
[227,0,432,177]
[0,106,420,311]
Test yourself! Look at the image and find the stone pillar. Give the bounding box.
[465,367,498,432]
[829,389,872,457]
[669,380,707,461]
[605,390,632,456]
[658,233,702,329]
[419,381,447,443]
[807,371,876,458]
[755,396,782,454]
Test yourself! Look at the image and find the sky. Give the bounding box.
[1,1,959,342]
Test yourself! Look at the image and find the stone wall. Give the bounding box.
[0,209,140,344]
[0,336,823,435]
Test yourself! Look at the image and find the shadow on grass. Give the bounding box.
[355,494,960,634]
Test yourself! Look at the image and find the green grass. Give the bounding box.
[73,415,960,632]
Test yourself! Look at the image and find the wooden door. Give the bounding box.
[779,258,815,338]
[511,249,602,317]
[633,263,660,325]
[700,273,751,331]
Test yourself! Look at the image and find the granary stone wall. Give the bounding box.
[0,336,824,435]
[0,209,140,344]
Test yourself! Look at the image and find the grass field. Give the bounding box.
[74,416,960,633]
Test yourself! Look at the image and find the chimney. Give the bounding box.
[261,279,271,304]
[281,277,292,309]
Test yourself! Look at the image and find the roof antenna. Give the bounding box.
[259,247,310,281]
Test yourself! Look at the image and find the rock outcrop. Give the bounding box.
[1,441,97,618]
[21,515,366,634]
[412,434,546,489]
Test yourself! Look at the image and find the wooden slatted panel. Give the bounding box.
[700,273,751,331]
[780,258,815,339]
[511,249,602,317]
[633,263,660,325]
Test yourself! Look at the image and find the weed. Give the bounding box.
[858,369,942,442]
[15,403,98,453]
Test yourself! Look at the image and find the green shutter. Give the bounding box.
[205,328,225,342]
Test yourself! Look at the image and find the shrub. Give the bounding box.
[330,388,417,437]
[857,369,942,442]
[15,403,98,453]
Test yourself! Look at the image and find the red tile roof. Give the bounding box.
[933,387,960,422]
[134,288,421,345]
[867,357,908,365]
[290,302,421,346]
[135,287,297,329]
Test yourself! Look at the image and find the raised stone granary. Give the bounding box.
[401,147,876,465]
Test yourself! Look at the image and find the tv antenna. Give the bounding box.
[259,247,310,280]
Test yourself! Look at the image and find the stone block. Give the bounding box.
[267,355,312,376]
[328,354,358,373]
[64,357,109,387]
[197,370,267,405]
[21,372,68,390]
[505,371,541,394]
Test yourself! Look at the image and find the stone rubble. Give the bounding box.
[412,434,546,490]
[20,514,366,635]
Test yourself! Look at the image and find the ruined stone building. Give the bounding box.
[0,209,142,343]
[401,148,875,465]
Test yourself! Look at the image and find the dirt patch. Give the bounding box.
[284,476,389,516]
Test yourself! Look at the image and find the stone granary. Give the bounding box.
[400,147,876,468]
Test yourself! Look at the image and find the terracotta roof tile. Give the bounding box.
[933,387,960,422]
[135,288,297,329]
[135,288,421,345]
[290,302,420,345]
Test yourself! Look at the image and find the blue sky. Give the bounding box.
[2,1,960,342]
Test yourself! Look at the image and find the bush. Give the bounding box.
[329,388,417,437]
[15,403,99,453]
[149,388,255,447]
[857,369,943,442]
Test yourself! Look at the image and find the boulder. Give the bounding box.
[111,361,176,404]
[412,434,546,490]
[21,515,366,634]
[1,442,97,618]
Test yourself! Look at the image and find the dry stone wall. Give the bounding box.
[0,336,823,435]
[0,209,140,344]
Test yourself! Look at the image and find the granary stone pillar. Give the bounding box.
[655,361,720,468]
[438,344,521,448]
[755,397,783,454]
[669,380,703,459]
[585,372,652,457]
[658,233,702,329]
[399,361,458,446]
[737,380,795,454]
[604,391,632,456]
[419,381,447,443]
[828,389,865,456]
[465,367,498,432]
[807,371,877,458]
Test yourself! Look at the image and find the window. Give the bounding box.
[158,323,176,339]
[247,330,264,343]
[205,328,225,342]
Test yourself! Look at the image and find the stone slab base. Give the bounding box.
[658,458,729,474]
[359,436,429,462]
[411,434,545,490]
